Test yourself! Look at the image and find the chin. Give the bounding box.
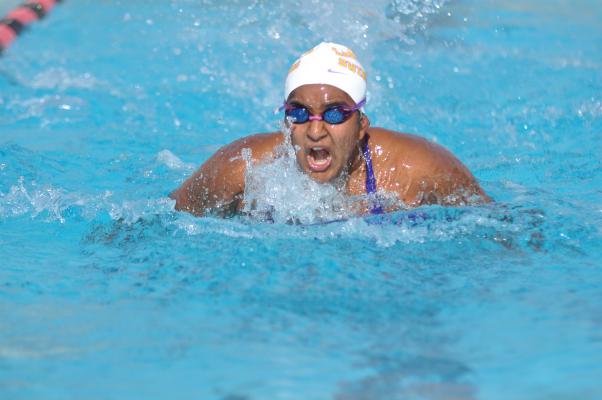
[307,168,341,184]
[308,173,331,183]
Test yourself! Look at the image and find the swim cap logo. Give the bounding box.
[338,57,366,81]
[331,46,357,60]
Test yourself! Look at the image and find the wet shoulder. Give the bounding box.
[367,127,473,185]
[367,127,485,205]
[367,128,451,166]
[216,132,283,163]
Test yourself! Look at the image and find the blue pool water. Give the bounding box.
[1,0,601,399]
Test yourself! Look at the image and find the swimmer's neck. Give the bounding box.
[336,141,366,193]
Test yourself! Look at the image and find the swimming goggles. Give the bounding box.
[279,98,365,125]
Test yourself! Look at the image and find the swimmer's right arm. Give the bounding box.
[169,139,248,216]
[170,133,281,216]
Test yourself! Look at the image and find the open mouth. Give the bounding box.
[306,147,332,172]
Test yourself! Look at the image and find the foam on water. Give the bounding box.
[243,148,352,224]
[0,135,548,251]
[156,149,196,172]
[241,124,383,224]
[0,169,548,253]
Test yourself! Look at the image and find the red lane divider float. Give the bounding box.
[0,0,62,55]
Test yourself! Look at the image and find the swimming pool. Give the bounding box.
[1,0,601,398]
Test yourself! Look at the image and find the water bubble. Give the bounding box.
[267,27,281,40]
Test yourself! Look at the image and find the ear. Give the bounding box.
[358,112,370,141]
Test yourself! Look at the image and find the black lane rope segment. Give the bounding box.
[23,3,46,19]
[0,0,63,55]
[1,18,25,35]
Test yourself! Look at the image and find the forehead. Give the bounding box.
[287,84,354,106]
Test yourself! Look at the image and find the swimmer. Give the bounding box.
[170,42,490,216]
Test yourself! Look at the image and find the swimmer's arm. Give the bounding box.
[169,140,249,216]
[402,141,491,206]
[170,133,282,216]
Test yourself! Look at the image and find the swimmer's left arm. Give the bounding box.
[401,139,491,206]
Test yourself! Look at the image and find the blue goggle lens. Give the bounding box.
[286,107,310,123]
[323,108,346,124]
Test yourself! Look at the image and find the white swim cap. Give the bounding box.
[284,42,367,104]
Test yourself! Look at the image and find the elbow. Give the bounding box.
[169,187,206,216]
[169,188,187,212]
[476,188,493,204]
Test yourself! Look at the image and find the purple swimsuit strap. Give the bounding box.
[361,135,384,215]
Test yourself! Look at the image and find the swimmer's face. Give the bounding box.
[286,84,369,183]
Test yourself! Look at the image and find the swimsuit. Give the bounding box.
[361,135,384,215]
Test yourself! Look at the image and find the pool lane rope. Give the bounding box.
[0,0,62,55]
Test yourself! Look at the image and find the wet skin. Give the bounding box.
[170,84,490,216]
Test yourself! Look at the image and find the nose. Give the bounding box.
[306,119,327,142]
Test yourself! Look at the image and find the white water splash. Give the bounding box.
[156,149,196,172]
[385,0,449,41]
[107,197,175,225]
[577,98,602,118]
[28,68,102,91]
[213,0,452,70]
[0,177,174,224]
[0,177,78,222]
[6,95,88,125]
[0,176,545,250]
[242,125,365,224]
